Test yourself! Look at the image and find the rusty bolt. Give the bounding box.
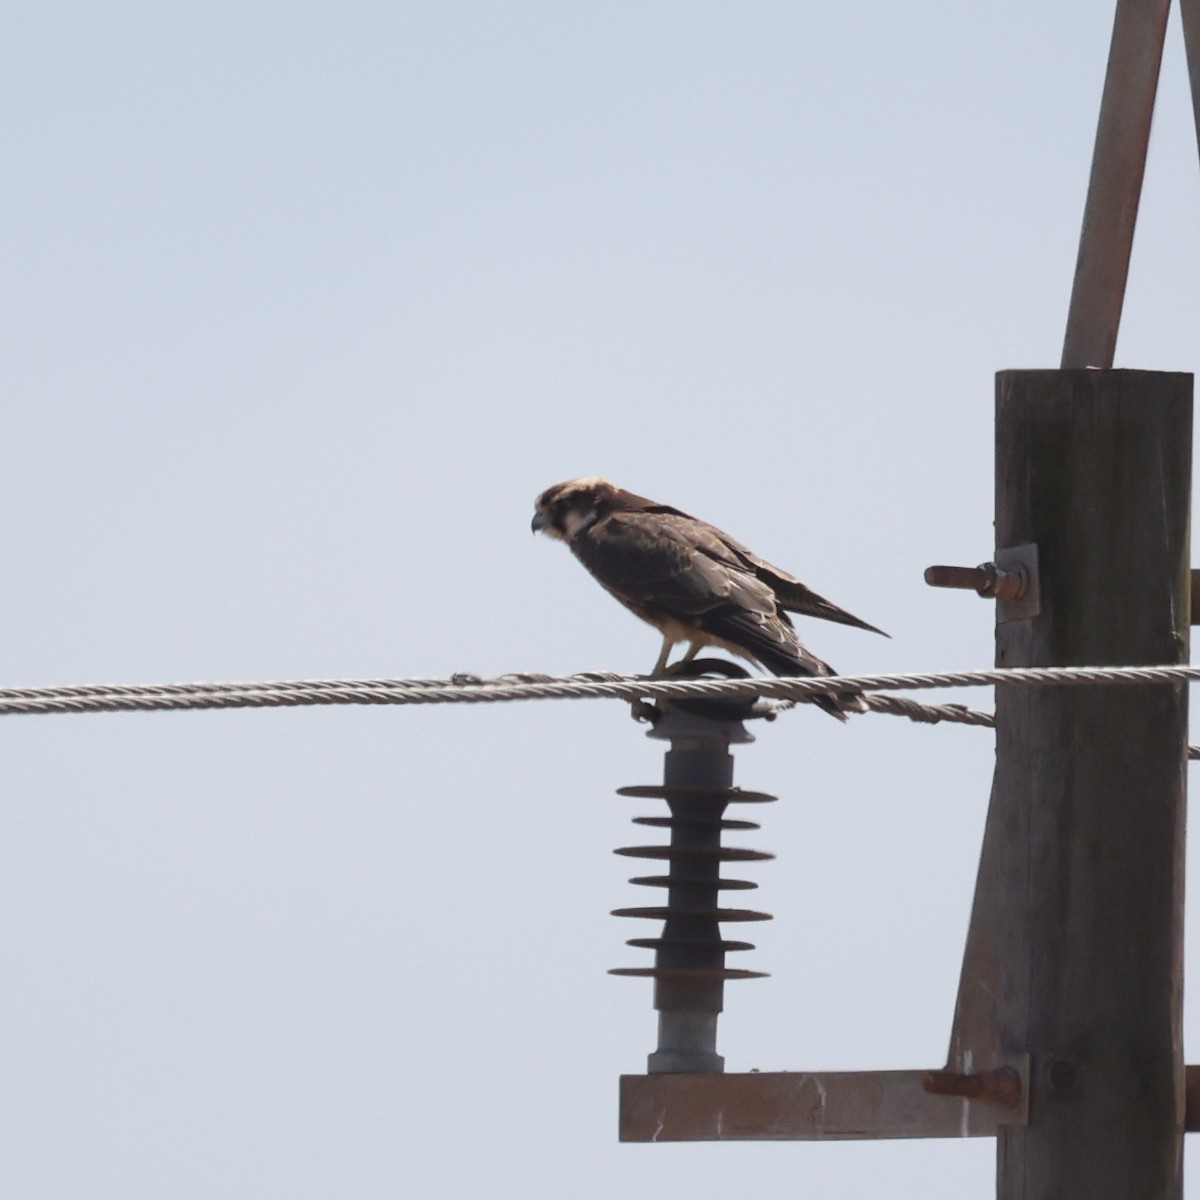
[925,562,1028,602]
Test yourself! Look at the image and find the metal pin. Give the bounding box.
[922,1066,1022,1108]
[924,562,1028,602]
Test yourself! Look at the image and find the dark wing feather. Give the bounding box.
[695,604,834,678]
[573,511,832,676]
[679,516,887,637]
[616,500,886,637]
[571,506,870,719]
[748,563,887,635]
[571,510,745,615]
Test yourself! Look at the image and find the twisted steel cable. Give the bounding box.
[3,666,1197,756]
[0,663,1196,719]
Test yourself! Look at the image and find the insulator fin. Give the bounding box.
[609,966,769,981]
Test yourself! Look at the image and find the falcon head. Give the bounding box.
[531,476,625,541]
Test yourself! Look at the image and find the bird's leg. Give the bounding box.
[634,636,677,722]
[679,643,701,665]
[650,637,675,677]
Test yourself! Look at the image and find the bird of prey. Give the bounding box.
[531,477,887,719]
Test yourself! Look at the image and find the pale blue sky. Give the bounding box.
[3,3,1200,1197]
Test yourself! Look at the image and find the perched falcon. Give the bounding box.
[531,477,887,719]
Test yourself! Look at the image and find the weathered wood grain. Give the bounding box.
[993,369,1191,1199]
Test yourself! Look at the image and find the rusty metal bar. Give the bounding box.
[924,554,1200,626]
[619,1065,1029,1142]
[925,564,996,591]
[923,1066,1022,1108]
[924,562,1026,602]
[1061,0,1171,368]
[618,1061,1200,1142]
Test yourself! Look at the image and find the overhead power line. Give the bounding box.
[0,662,1197,731]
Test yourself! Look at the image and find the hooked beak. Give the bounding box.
[531,511,547,534]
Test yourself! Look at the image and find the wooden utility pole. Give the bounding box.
[993,369,1191,1198]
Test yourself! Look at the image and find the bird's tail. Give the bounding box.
[753,644,867,721]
